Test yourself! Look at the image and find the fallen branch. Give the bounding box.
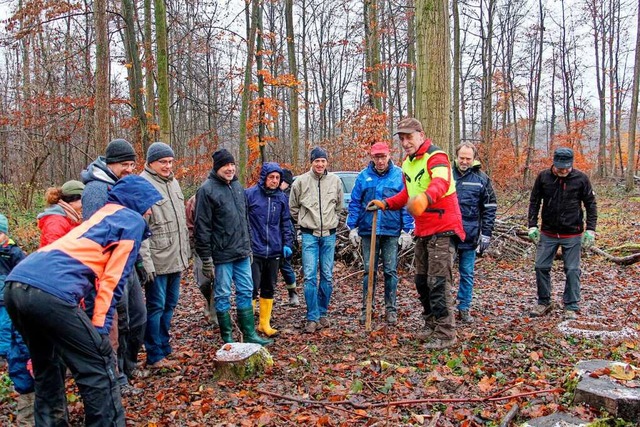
[258,387,562,410]
[499,404,519,427]
[589,246,640,265]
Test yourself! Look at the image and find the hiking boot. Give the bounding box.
[305,321,318,333]
[458,309,475,324]
[530,302,554,317]
[424,336,457,350]
[563,309,578,320]
[386,311,398,325]
[318,317,330,328]
[359,312,366,325]
[288,289,300,306]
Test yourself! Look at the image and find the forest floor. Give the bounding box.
[1,184,640,426]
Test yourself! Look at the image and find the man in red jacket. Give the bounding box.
[368,118,465,349]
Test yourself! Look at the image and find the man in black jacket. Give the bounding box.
[194,149,271,346]
[527,147,597,320]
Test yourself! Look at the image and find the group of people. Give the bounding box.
[0,115,597,426]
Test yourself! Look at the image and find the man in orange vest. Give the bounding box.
[368,118,465,349]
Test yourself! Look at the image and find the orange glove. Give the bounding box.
[366,199,388,211]
[407,193,429,216]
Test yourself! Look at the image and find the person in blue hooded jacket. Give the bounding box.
[347,142,414,326]
[245,162,294,337]
[4,175,161,427]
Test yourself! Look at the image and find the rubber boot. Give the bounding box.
[287,288,300,306]
[257,298,279,337]
[251,299,257,314]
[16,392,35,427]
[216,311,234,343]
[237,307,273,346]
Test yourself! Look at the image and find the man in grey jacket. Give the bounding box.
[289,147,343,333]
[139,142,191,368]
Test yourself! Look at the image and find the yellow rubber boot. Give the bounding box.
[257,298,279,337]
[252,299,257,314]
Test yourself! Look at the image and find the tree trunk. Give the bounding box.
[415,0,450,151]
[144,0,157,141]
[406,0,415,118]
[626,0,640,192]
[285,0,300,167]
[452,0,461,148]
[94,0,110,149]
[239,0,259,183]
[154,0,171,144]
[364,0,382,112]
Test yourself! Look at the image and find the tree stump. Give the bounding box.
[214,343,273,381]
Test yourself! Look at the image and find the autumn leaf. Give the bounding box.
[610,364,636,380]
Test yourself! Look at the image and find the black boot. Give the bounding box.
[216,311,234,343]
[237,307,273,346]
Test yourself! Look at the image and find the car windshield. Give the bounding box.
[340,174,357,193]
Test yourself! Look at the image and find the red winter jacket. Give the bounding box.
[37,205,80,248]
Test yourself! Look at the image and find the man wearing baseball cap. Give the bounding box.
[527,147,597,320]
[366,118,465,349]
[347,142,414,326]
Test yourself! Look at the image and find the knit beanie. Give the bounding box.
[0,214,8,235]
[105,139,136,164]
[147,142,175,164]
[281,168,294,185]
[310,146,328,162]
[61,180,85,196]
[212,149,235,172]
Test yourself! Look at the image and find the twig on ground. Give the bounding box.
[499,404,519,427]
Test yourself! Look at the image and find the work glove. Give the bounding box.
[398,231,413,251]
[201,257,215,280]
[366,199,388,211]
[527,227,540,244]
[349,228,361,248]
[581,230,595,249]
[283,245,292,258]
[135,261,154,285]
[478,234,491,255]
[407,193,429,217]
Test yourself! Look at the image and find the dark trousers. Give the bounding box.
[251,256,280,299]
[5,282,125,427]
[117,273,146,380]
[414,235,456,339]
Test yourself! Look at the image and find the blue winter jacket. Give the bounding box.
[245,162,294,259]
[347,160,414,236]
[7,175,161,334]
[453,161,497,250]
[0,239,25,306]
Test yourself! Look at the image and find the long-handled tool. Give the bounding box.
[365,209,378,332]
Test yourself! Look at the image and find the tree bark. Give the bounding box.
[626,0,640,192]
[285,0,300,167]
[154,0,171,144]
[94,0,110,149]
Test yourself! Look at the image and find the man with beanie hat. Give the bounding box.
[278,168,299,306]
[289,147,343,334]
[194,149,271,346]
[139,142,190,368]
[80,138,147,391]
[528,147,597,320]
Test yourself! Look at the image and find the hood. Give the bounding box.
[81,156,118,185]
[258,162,283,187]
[37,204,66,220]
[107,175,162,215]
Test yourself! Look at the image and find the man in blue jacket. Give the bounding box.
[246,162,294,337]
[347,142,414,325]
[452,143,497,323]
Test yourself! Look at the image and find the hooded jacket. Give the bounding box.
[80,156,119,220]
[289,168,343,237]
[37,205,81,248]
[0,239,26,306]
[245,163,294,259]
[139,165,190,275]
[347,160,414,237]
[7,175,161,334]
[453,160,497,250]
[194,170,252,264]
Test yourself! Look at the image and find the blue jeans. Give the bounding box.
[279,256,297,287]
[361,235,399,313]
[456,248,476,311]
[214,257,253,312]
[144,272,181,364]
[535,234,582,310]
[301,232,336,322]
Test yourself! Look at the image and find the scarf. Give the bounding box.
[58,200,82,224]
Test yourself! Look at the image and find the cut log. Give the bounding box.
[214,343,273,381]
